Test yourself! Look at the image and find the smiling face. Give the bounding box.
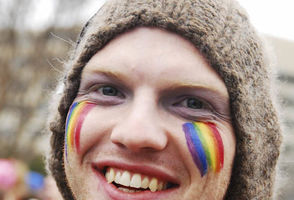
[64,27,236,200]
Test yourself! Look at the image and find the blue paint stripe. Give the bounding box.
[183,123,204,176]
[193,123,208,174]
[187,122,208,176]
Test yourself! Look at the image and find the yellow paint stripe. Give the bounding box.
[196,122,217,172]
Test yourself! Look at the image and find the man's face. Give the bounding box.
[64,27,236,200]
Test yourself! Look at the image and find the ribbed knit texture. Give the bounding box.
[47,0,282,199]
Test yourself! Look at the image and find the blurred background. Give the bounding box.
[0,0,293,199]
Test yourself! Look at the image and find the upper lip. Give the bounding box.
[92,159,180,186]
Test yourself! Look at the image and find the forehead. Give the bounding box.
[82,27,228,97]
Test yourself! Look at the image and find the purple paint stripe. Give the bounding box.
[183,125,204,175]
[183,122,207,176]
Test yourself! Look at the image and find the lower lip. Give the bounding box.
[92,167,178,200]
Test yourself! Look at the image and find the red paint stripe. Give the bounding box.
[70,106,83,148]
[74,103,95,154]
[206,122,224,172]
[70,102,86,148]
[204,122,219,172]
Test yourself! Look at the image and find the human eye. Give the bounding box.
[179,97,206,109]
[171,96,215,120]
[79,84,126,105]
[99,85,120,97]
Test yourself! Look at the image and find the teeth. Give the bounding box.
[104,167,170,192]
[120,171,131,187]
[141,176,149,189]
[158,181,163,191]
[105,171,110,181]
[130,173,141,188]
[118,187,133,193]
[149,177,158,192]
[105,168,115,183]
[118,187,140,193]
[115,171,121,184]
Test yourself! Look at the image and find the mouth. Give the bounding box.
[92,164,179,194]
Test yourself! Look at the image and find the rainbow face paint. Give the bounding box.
[183,122,224,177]
[65,101,95,160]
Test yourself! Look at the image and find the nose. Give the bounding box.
[110,92,168,152]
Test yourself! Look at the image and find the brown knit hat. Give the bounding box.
[47,0,282,199]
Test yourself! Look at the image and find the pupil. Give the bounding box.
[187,98,203,109]
[102,86,117,96]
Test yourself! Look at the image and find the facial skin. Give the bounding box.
[64,27,236,200]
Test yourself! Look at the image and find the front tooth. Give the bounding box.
[120,171,131,186]
[130,173,141,188]
[115,171,121,184]
[141,177,149,189]
[149,177,158,192]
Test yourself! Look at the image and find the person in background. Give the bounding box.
[47,0,283,199]
[0,159,29,200]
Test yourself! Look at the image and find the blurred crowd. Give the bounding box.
[0,159,62,200]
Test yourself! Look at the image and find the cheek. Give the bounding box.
[182,122,225,177]
[77,108,119,157]
[66,103,123,162]
[65,102,96,161]
[78,115,105,154]
[221,123,236,169]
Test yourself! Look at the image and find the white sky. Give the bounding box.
[237,0,294,41]
[11,0,294,41]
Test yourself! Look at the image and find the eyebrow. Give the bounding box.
[83,69,127,81]
[81,68,133,88]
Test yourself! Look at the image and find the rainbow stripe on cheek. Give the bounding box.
[183,122,224,177]
[65,101,95,160]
